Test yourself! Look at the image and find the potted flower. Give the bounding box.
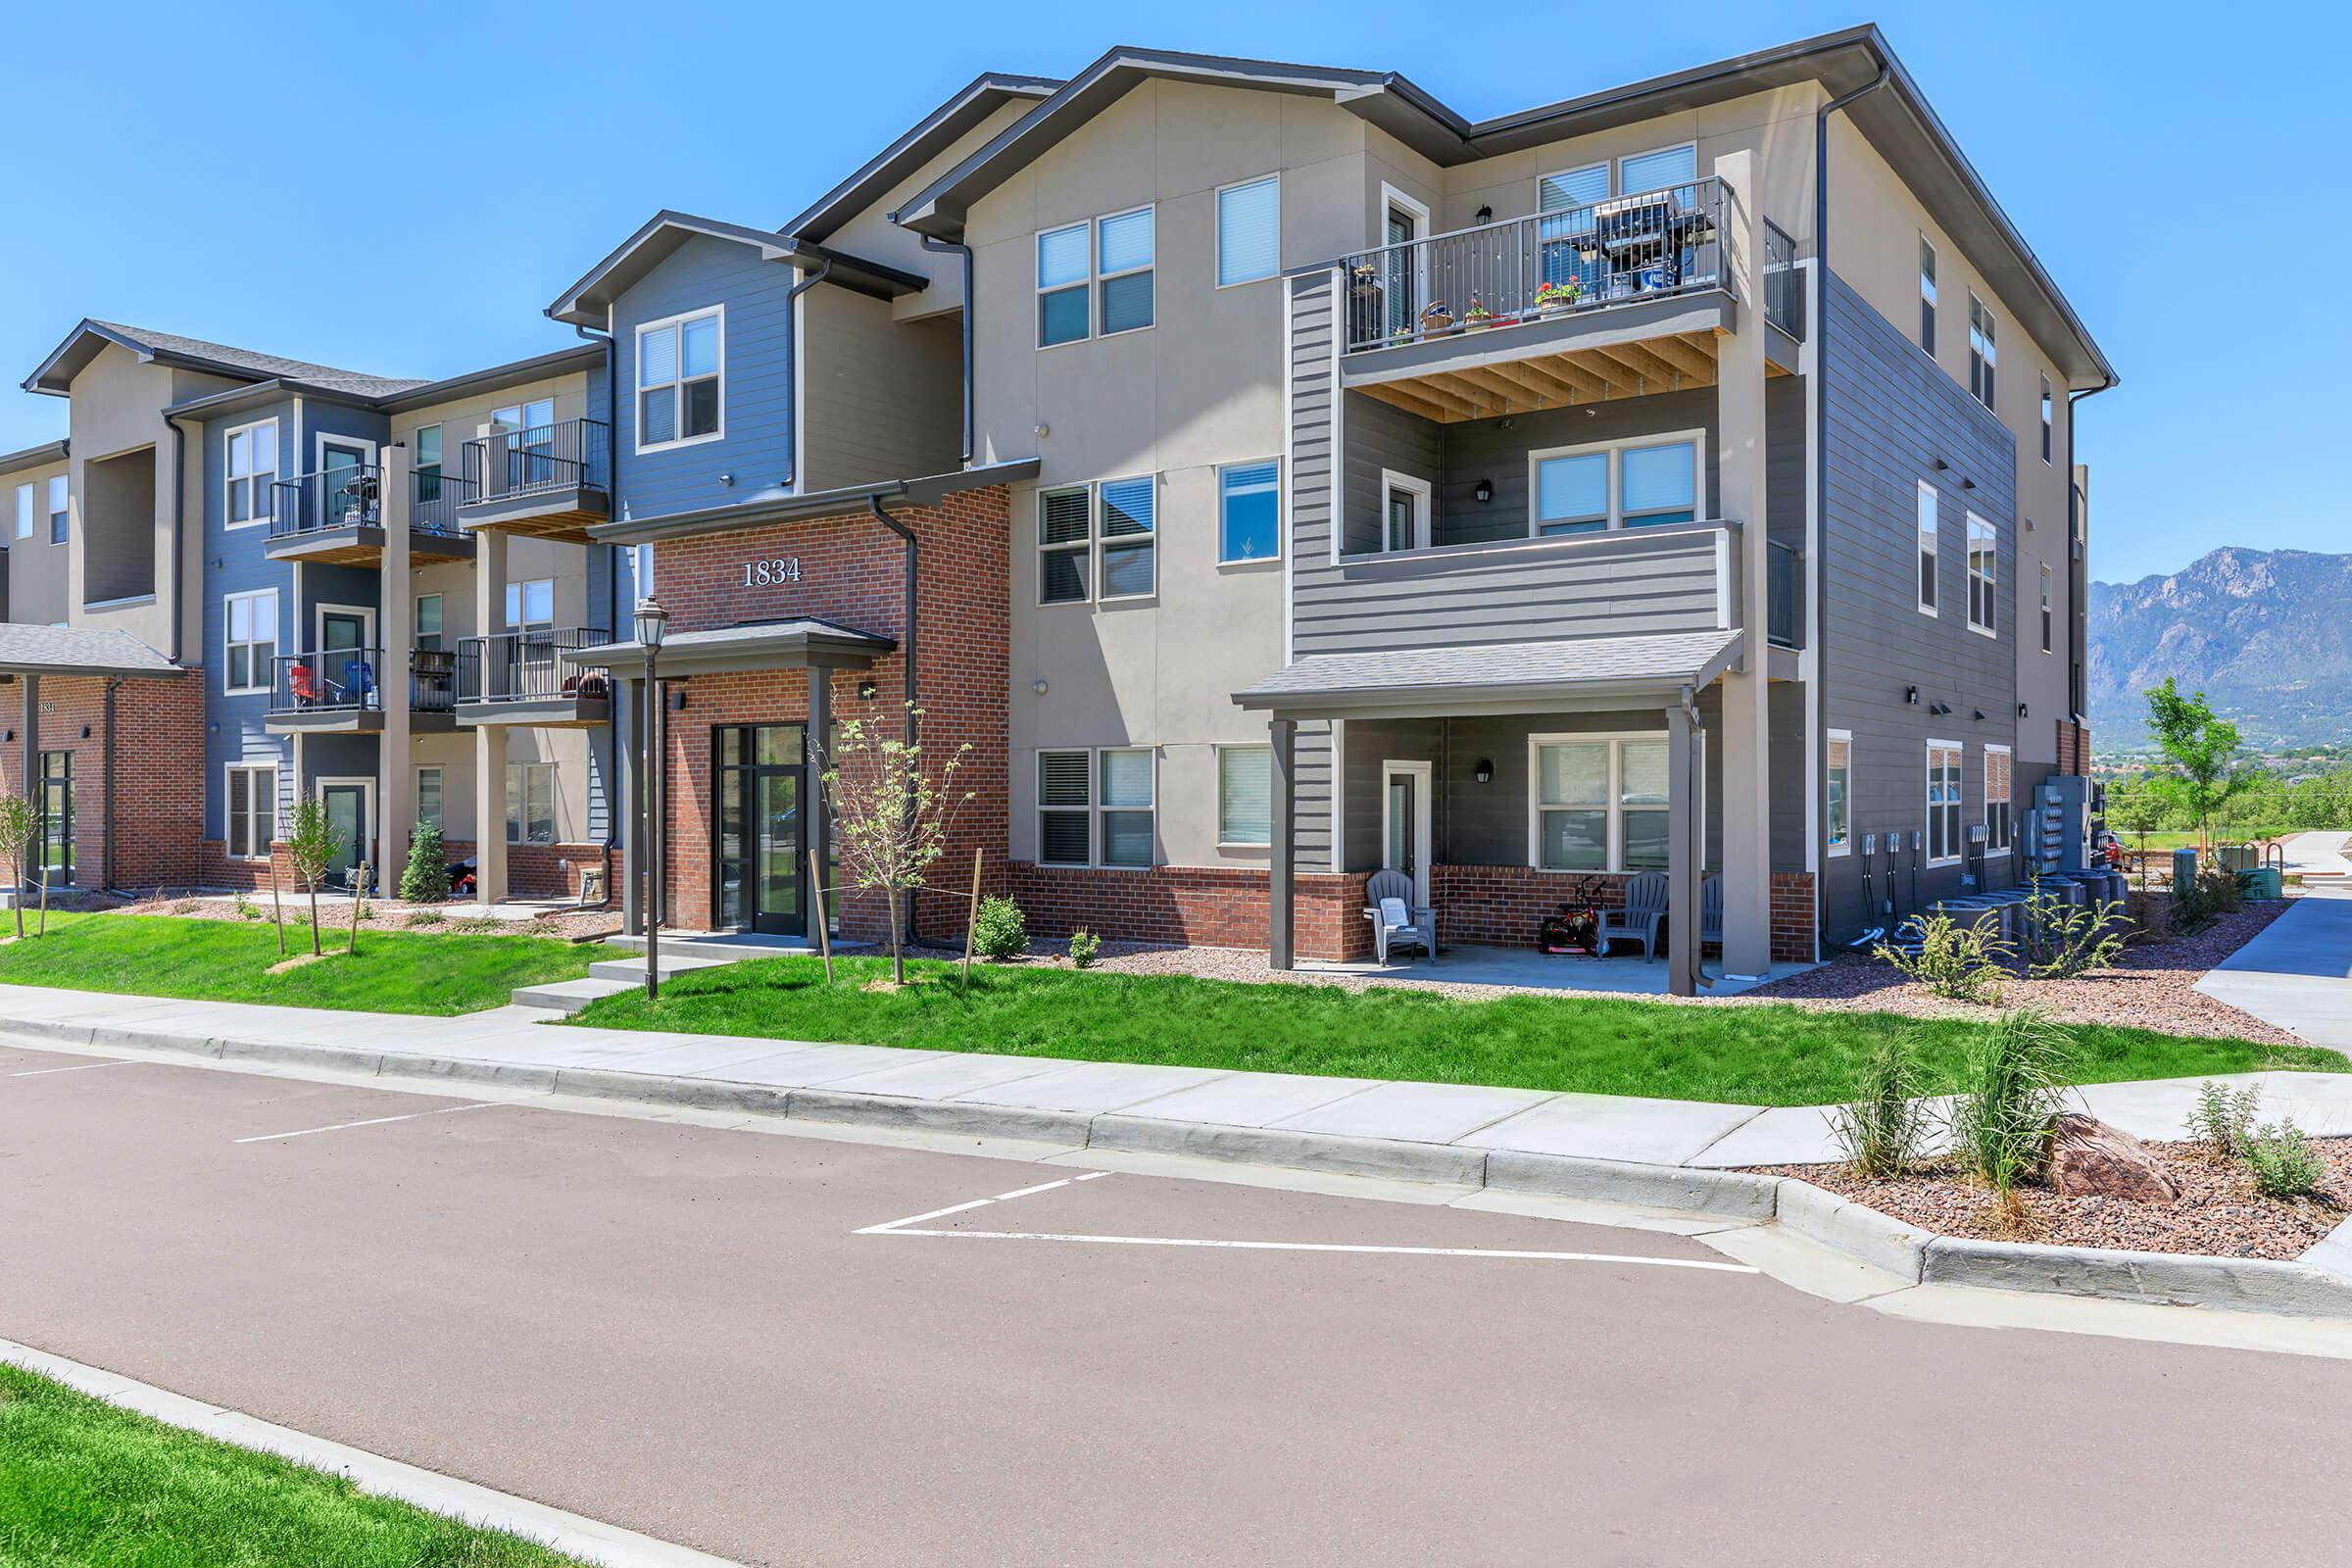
[1535,278,1583,316]
[1462,296,1494,331]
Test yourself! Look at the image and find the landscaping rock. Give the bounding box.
[2047,1114,2179,1201]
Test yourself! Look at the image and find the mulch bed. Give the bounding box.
[1755,1136,2352,1259]
[70,892,618,944]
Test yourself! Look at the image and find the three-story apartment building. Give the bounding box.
[2,27,2112,991]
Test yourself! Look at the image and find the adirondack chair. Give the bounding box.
[286,662,321,706]
[1598,871,1669,960]
[1698,873,1724,953]
[1362,868,1436,966]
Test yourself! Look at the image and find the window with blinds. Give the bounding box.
[1217,175,1279,287]
[1926,743,1964,865]
[225,763,276,861]
[1984,747,2013,854]
[1618,143,1696,194]
[1538,163,1607,214]
[1099,476,1154,598]
[1038,751,1092,865]
[1038,486,1092,604]
[1099,750,1153,867]
[1097,207,1154,334]
[1218,461,1279,563]
[1827,732,1852,857]
[1965,513,1997,636]
[1218,747,1272,846]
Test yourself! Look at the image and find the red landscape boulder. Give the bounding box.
[2047,1114,2180,1201]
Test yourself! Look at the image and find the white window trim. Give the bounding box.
[1094,204,1155,339]
[1527,428,1706,536]
[1826,727,1852,858]
[221,588,277,695]
[1095,475,1157,604]
[1036,748,1094,867]
[223,761,278,861]
[1964,511,1997,639]
[1525,731,1691,875]
[415,765,445,832]
[1214,743,1274,849]
[1915,479,1939,616]
[1379,468,1432,553]
[1925,739,1964,868]
[1214,173,1280,290]
[1984,744,2013,858]
[315,776,377,864]
[1216,459,1283,565]
[2039,564,2054,655]
[506,577,557,632]
[12,481,31,540]
[1917,233,1937,357]
[1536,160,1608,212]
[1968,292,1997,411]
[1036,478,1158,607]
[45,473,67,545]
[1035,747,1157,868]
[633,304,726,455]
[2039,376,2055,465]
[316,602,377,655]
[1035,220,1092,350]
[222,416,278,531]
[1617,141,1697,194]
[505,760,557,846]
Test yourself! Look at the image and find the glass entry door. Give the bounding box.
[36,751,73,888]
[714,724,806,936]
[319,782,371,889]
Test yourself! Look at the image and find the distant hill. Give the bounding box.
[2087,547,2352,752]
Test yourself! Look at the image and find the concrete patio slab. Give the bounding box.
[1269,1080,1558,1144]
[1459,1092,1764,1165]
[1295,945,1817,997]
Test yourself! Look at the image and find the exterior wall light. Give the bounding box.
[1474,759,1494,784]
[1474,478,1494,503]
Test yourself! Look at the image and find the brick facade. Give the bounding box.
[1431,863,1816,965]
[510,841,611,903]
[1010,862,1374,961]
[1,670,202,893]
[2055,719,2091,775]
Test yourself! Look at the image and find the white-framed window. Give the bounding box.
[1915,479,1938,615]
[2039,377,2054,464]
[1965,512,1996,637]
[1826,729,1852,858]
[1217,745,1273,847]
[2039,564,2054,654]
[1530,734,1677,872]
[1380,469,1432,553]
[1984,745,2013,857]
[1218,460,1280,564]
[1036,206,1154,347]
[1968,294,1996,410]
[12,482,30,539]
[47,474,68,544]
[1926,741,1964,866]
[1035,748,1155,867]
[506,578,555,631]
[1036,478,1154,604]
[223,588,277,694]
[224,762,277,860]
[1618,142,1697,194]
[1538,161,1608,214]
[506,761,555,846]
[223,418,276,528]
[415,423,444,503]
[1216,174,1279,287]
[1918,235,1936,357]
[416,766,444,832]
[1531,433,1701,535]
[636,307,722,451]
[416,593,443,654]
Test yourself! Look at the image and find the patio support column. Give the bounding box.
[473,529,508,906]
[1268,716,1297,969]
[807,664,832,943]
[1665,696,1700,998]
[1714,146,1775,979]
[379,445,413,890]
[615,673,642,936]
[19,672,36,803]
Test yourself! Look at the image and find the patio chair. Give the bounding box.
[287,662,321,707]
[1697,873,1723,953]
[1598,871,1669,960]
[1362,868,1435,967]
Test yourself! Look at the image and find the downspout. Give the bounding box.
[2064,383,2116,771]
[1812,62,1889,944]
[163,416,186,662]
[918,234,976,466]
[102,677,119,892]
[778,255,834,486]
[869,494,920,943]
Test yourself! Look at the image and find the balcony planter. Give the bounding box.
[1534,280,1583,317]
[1418,301,1454,335]
[1461,301,1495,332]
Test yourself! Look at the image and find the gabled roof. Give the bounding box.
[545,211,929,328]
[782,72,1064,243]
[0,622,180,678]
[22,319,428,399]
[0,439,69,479]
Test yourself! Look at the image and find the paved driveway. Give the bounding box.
[5,1040,2351,1567]
[2282,831,2352,877]
[2197,888,2352,1047]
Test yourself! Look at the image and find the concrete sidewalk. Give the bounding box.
[2197,887,2352,1048]
[5,983,2351,1175]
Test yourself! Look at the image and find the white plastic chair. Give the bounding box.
[1362,868,1435,966]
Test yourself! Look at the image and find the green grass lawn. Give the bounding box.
[566,953,2346,1107]
[0,1362,587,1566]
[0,912,589,1016]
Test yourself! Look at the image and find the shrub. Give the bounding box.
[2185,1080,2260,1156]
[232,892,261,921]
[1876,912,2010,1004]
[971,895,1028,961]
[1826,1021,1934,1179]
[2241,1119,2328,1199]
[2170,864,2242,935]
[1067,929,1102,968]
[399,823,450,905]
[1950,1006,2077,1200]
[2019,876,2127,980]
[404,909,445,928]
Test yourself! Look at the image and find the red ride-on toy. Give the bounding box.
[1539,875,1608,956]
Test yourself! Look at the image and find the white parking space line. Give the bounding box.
[9,1058,137,1078]
[233,1101,504,1146]
[856,1171,1757,1274]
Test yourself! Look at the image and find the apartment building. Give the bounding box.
[1,26,2113,987]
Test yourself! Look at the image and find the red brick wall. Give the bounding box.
[1431,863,1816,964]
[2055,719,2091,776]
[1770,871,1817,964]
[510,842,611,904]
[1009,863,1373,960]
[649,490,1010,943]
[1,671,202,893]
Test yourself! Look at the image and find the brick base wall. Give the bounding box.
[2056,719,2091,775]
[1770,871,1816,964]
[3,671,203,893]
[510,841,611,904]
[1008,863,1372,960]
[1431,863,1817,964]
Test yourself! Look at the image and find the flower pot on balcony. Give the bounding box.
[1418,304,1453,334]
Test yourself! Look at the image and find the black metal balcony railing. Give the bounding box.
[453,627,614,705]
[270,648,458,715]
[1337,177,1725,354]
[1763,220,1803,340]
[410,467,477,535]
[1767,540,1803,651]
[270,466,381,539]
[460,418,611,507]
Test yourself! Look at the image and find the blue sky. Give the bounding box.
[4,0,2343,583]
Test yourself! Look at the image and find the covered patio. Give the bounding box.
[1299,943,1811,996]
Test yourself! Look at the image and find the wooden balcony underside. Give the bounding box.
[1353,329,1790,425]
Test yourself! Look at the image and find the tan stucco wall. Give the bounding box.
[3,454,72,625]
[821,99,1039,321]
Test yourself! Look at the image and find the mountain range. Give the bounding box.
[2087,547,2352,751]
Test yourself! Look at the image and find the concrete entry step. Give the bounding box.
[586,954,744,984]
[603,932,858,959]
[508,976,642,1014]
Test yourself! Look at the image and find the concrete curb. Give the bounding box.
[1483,1150,1781,1217]
[1089,1114,1489,1186]
[1771,1176,1933,1281]
[1919,1237,2352,1318]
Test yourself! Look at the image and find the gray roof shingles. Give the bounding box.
[91,321,430,400]
[0,623,179,676]
[1236,629,1741,704]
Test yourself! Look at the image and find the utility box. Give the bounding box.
[2172,847,2198,891]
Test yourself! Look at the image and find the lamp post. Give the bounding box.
[634,596,668,1001]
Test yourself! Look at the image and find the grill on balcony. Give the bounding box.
[453,627,614,724]
[270,466,382,538]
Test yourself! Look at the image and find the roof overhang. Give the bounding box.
[0,624,182,679]
[22,319,247,398]
[588,458,1041,546]
[565,617,896,679]
[376,343,607,414]
[0,439,69,479]
[786,72,1063,243]
[545,212,929,327]
[1234,629,1743,721]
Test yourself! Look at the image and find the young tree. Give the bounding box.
[398,822,450,904]
[817,706,973,987]
[281,796,344,957]
[0,793,33,940]
[2143,676,2252,854]
[2104,777,2164,887]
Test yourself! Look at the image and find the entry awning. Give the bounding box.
[1234,628,1743,719]
[564,616,896,679]
[0,623,181,679]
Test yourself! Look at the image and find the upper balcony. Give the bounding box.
[266,466,477,566]
[265,647,460,733]
[456,417,612,544]
[1325,179,1800,423]
[453,627,614,728]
